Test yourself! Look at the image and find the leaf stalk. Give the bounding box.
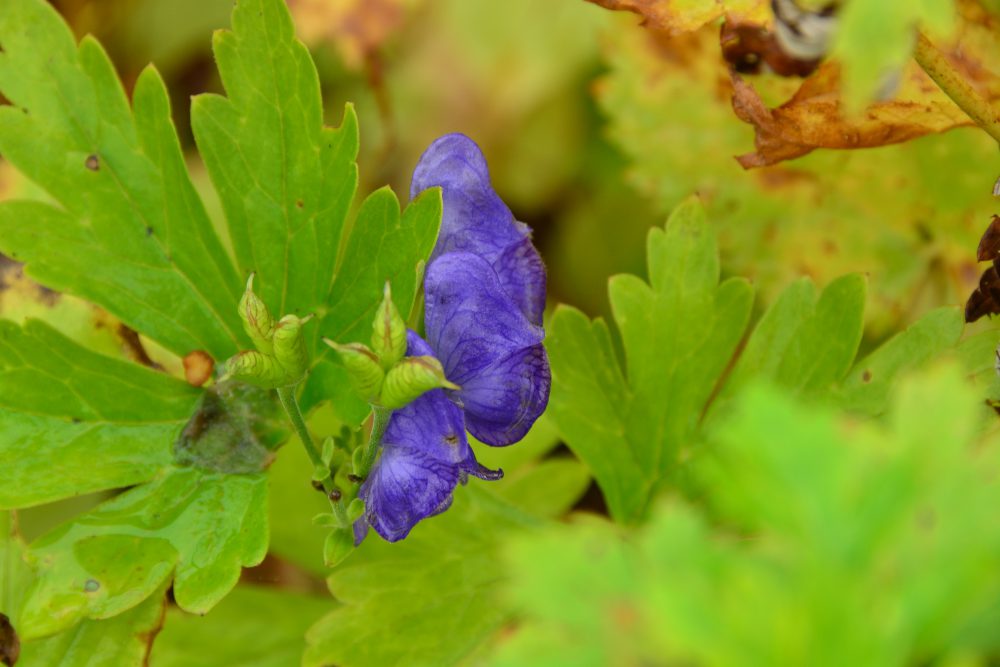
[913,32,1000,147]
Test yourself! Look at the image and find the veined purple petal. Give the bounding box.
[411,133,546,324]
[425,253,550,446]
[358,379,501,543]
[458,343,551,446]
[494,234,546,326]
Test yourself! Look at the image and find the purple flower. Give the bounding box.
[356,134,551,543]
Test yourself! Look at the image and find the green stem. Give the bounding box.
[277,386,324,469]
[277,385,349,527]
[913,32,1000,147]
[357,405,393,479]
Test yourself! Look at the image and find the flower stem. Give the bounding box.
[913,32,1000,146]
[357,405,392,479]
[277,386,324,469]
[277,385,349,527]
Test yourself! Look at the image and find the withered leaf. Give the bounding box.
[731,64,984,168]
[586,0,769,36]
[965,265,1000,323]
[977,215,1000,262]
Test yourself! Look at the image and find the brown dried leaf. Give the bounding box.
[586,0,769,35]
[966,264,1000,323]
[732,2,1000,168]
[730,61,998,167]
[977,215,1000,262]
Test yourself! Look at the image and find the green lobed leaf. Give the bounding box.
[0,320,200,509]
[722,274,867,400]
[549,199,970,526]
[547,198,754,523]
[18,583,168,667]
[19,467,267,639]
[190,0,358,319]
[496,366,1000,667]
[304,486,550,667]
[837,306,964,415]
[150,585,331,667]
[0,0,244,359]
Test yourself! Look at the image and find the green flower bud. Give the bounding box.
[220,350,288,388]
[379,355,460,409]
[325,340,385,402]
[323,527,355,567]
[238,274,274,354]
[272,314,312,385]
[371,281,407,370]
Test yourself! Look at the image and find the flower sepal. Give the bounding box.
[323,526,355,567]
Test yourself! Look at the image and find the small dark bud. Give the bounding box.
[328,489,342,502]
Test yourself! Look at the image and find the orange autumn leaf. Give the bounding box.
[730,63,984,168]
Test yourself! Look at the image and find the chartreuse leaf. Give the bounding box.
[547,199,754,523]
[1,512,32,664]
[495,366,1000,667]
[19,467,267,639]
[549,200,967,525]
[0,0,244,360]
[150,585,330,667]
[305,486,558,667]
[837,306,964,415]
[723,275,866,398]
[0,320,200,509]
[19,583,168,667]
[4,512,169,667]
[190,0,358,318]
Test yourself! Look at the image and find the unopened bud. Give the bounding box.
[325,340,385,402]
[371,282,407,370]
[272,314,312,385]
[220,350,286,387]
[379,355,459,409]
[239,274,274,354]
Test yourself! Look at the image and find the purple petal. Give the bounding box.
[457,344,551,446]
[411,133,546,324]
[493,233,546,326]
[425,252,550,446]
[359,384,500,542]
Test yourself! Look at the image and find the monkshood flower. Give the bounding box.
[355,134,551,543]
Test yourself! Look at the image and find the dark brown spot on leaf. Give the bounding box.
[118,324,161,370]
[296,199,304,208]
[861,370,872,383]
[85,154,100,171]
